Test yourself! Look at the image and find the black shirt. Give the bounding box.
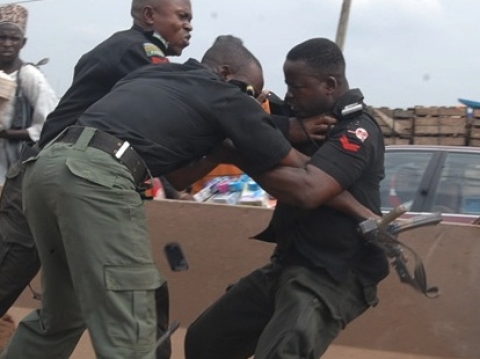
[256,89,389,285]
[39,25,168,148]
[76,59,292,177]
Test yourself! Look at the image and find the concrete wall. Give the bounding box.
[15,200,480,358]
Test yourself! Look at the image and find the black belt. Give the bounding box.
[56,126,148,185]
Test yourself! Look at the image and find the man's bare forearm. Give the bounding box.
[324,191,379,220]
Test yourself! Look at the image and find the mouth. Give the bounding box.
[183,35,191,47]
[289,104,307,118]
[288,102,299,113]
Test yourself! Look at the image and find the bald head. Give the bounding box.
[131,0,160,22]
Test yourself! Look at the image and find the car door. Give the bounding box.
[428,151,480,217]
[381,149,437,212]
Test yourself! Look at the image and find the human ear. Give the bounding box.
[325,76,337,94]
[143,6,155,25]
[219,65,233,80]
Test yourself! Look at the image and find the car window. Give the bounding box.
[431,153,480,215]
[381,151,434,211]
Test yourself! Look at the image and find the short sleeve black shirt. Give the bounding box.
[256,89,389,284]
[76,59,292,177]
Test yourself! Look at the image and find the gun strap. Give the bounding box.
[375,233,439,299]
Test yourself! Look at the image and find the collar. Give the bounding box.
[151,31,168,49]
[132,24,168,55]
[331,88,365,119]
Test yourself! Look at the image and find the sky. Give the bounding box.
[11,0,480,109]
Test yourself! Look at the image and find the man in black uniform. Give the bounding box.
[184,38,389,359]
[1,36,378,359]
[0,35,291,359]
[0,0,192,357]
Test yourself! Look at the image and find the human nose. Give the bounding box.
[184,21,193,31]
[2,38,14,46]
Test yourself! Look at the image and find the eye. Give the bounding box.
[178,12,192,21]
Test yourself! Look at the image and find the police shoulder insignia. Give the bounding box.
[351,127,369,142]
[339,125,369,153]
[340,134,361,153]
[143,43,165,58]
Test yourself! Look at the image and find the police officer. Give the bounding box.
[1,35,379,359]
[184,38,388,359]
[0,34,291,359]
[0,0,192,357]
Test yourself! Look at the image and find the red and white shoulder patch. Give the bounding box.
[143,43,168,64]
[354,127,369,142]
[340,134,361,152]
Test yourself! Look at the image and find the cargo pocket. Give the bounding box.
[3,160,28,202]
[104,264,165,347]
[66,157,118,189]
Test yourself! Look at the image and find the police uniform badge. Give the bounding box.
[339,123,370,153]
[143,43,168,64]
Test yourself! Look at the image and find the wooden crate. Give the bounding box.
[413,136,465,146]
[393,108,414,119]
[437,136,466,146]
[378,125,393,136]
[469,139,480,147]
[373,108,413,136]
[414,117,439,135]
[414,117,467,136]
[374,107,393,118]
[438,107,465,117]
[383,137,410,146]
[470,125,480,139]
[439,117,467,135]
[414,106,439,117]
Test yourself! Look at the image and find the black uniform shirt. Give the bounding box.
[256,89,389,285]
[39,25,168,148]
[76,59,292,177]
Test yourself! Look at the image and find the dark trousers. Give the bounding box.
[0,157,172,358]
[0,242,41,317]
[185,262,379,359]
[0,159,39,317]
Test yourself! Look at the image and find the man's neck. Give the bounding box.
[0,58,22,74]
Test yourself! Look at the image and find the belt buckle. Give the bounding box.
[115,141,130,160]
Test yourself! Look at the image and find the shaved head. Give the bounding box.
[131,0,162,21]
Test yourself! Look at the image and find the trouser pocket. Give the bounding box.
[104,264,164,348]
